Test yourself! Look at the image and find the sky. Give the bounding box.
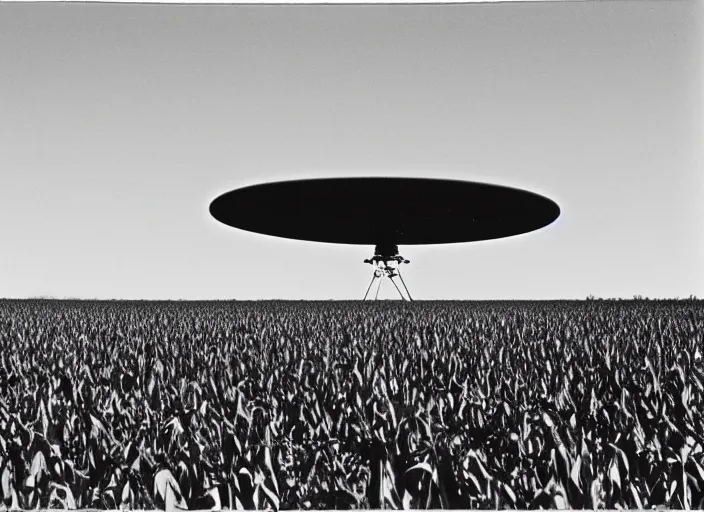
[0,0,702,300]
[1,0,582,3]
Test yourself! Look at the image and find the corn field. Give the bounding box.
[1,299,703,510]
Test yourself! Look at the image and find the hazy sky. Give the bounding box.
[0,1,702,300]
[2,0,577,3]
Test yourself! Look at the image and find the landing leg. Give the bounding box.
[389,275,406,300]
[397,269,413,301]
[363,244,413,301]
[363,273,377,300]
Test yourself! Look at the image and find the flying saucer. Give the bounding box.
[210,177,559,245]
[209,177,560,300]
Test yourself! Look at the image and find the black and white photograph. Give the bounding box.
[0,0,702,509]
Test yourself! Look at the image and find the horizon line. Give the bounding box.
[1,296,700,302]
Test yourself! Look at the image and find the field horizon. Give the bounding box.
[2,298,701,304]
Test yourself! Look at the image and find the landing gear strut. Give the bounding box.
[363,243,413,301]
